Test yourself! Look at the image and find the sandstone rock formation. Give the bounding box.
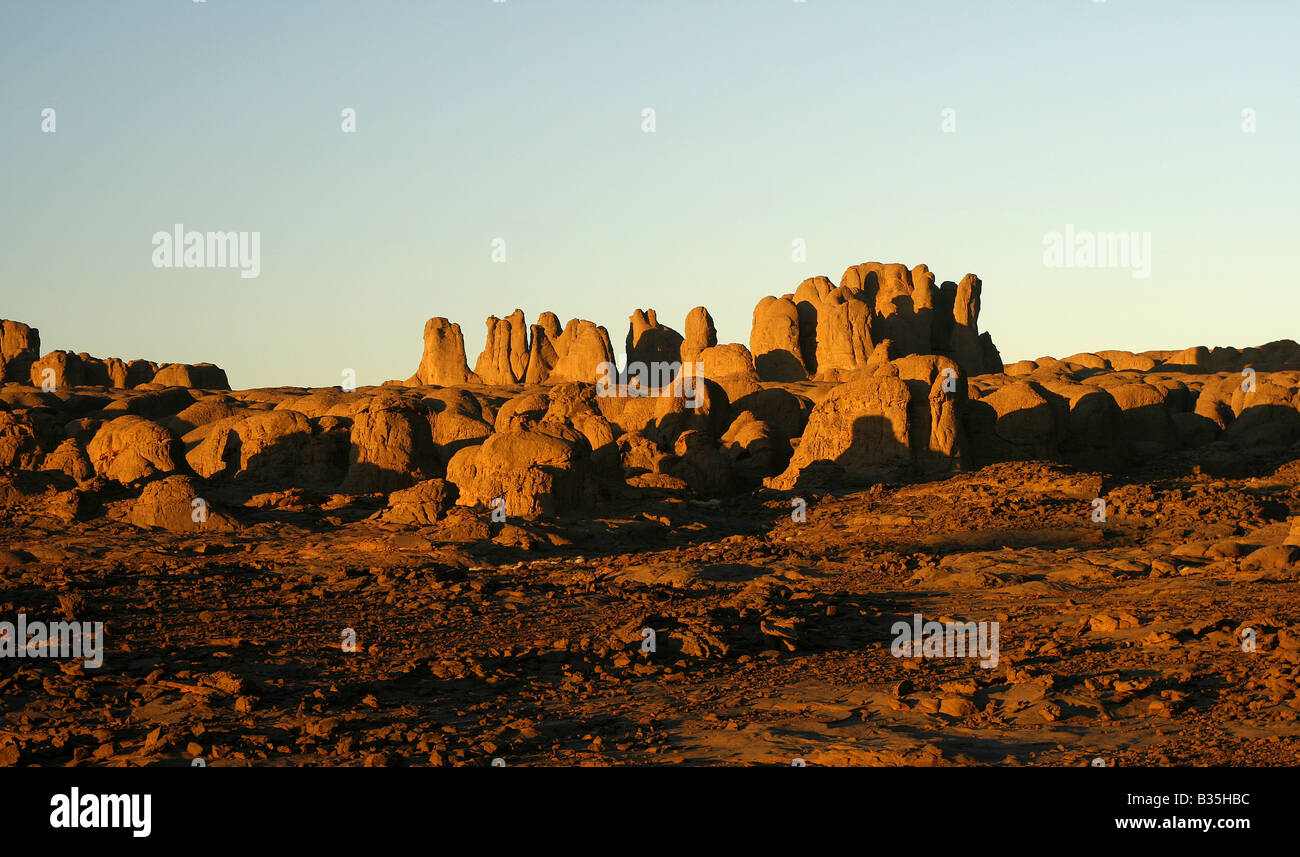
[474,309,530,385]
[549,319,617,385]
[687,344,762,404]
[409,318,479,386]
[446,428,597,519]
[6,259,1300,537]
[123,475,237,533]
[186,410,332,488]
[375,478,458,526]
[0,411,44,470]
[751,262,1002,383]
[626,309,684,382]
[86,416,182,485]
[681,307,717,364]
[20,341,227,391]
[750,296,806,381]
[339,395,438,493]
[151,363,230,389]
[0,320,40,384]
[523,313,563,384]
[766,375,915,490]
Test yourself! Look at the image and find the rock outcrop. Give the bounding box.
[86,415,183,485]
[151,363,230,389]
[750,262,1002,383]
[339,395,438,493]
[0,320,40,384]
[123,475,237,533]
[549,319,617,385]
[409,318,479,386]
[750,296,807,381]
[9,257,1300,532]
[681,307,717,364]
[766,375,917,490]
[4,323,229,391]
[474,309,530,385]
[626,309,684,381]
[446,428,597,518]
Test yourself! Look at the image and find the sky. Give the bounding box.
[2,0,1297,389]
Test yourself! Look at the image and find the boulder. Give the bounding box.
[721,411,791,478]
[339,396,438,493]
[689,343,763,404]
[731,387,811,443]
[543,383,619,472]
[1108,382,1178,452]
[1097,350,1156,373]
[0,411,43,470]
[422,389,494,465]
[1036,381,1128,468]
[86,415,182,484]
[186,409,345,490]
[167,398,240,436]
[1163,346,1210,370]
[1224,375,1300,449]
[494,391,551,432]
[125,475,236,532]
[617,431,669,477]
[766,376,915,490]
[39,438,94,483]
[1064,352,1108,371]
[375,478,458,526]
[445,428,597,519]
[966,380,1061,462]
[666,430,735,497]
[152,363,230,390]
[29,351,85,390]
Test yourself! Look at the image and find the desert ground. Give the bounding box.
[3,262,1300,766]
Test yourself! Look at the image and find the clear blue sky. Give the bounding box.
[2,0,1297,388]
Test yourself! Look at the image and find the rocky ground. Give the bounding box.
[4,451,1300,767]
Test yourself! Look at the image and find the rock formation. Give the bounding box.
[548,319,617,385]
[2,321,229,391]
[681,307,717,364]
[4,259,1300,536]
[750,296,806,381]
[626,309,685,380]
[474,309,530,385]
[750,263,1002,383]
[409,318,478,386]
[0,320,40,384]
